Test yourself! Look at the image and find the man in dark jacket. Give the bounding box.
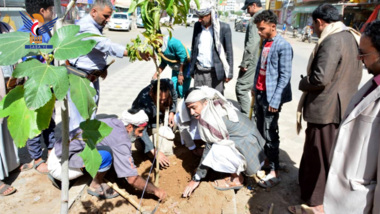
[189,1,233,94]
[291,4,363,214]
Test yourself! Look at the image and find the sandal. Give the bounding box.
[34,160,49,175]
[288,204,315,214]
[0,181,16,196]
[87,183,119,199]
[19,162,33,172]
[258,174,281,188]
[213,177,243,191]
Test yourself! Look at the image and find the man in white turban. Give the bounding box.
[182,86,265,197]
[189,0,234,94]
[49,109,166,200]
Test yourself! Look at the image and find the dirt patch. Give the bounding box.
[69,138,303,214]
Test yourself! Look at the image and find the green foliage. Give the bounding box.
[48,25,99,60]
[235,11,243,16]
[78,119,113,178]
[0,86,54,147]
[13,59,69,110]
[68,74,97,120]
[0,31,34,66]
[126,0,198,62]
[0,25,109,174]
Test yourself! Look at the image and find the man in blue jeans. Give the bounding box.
[252,10,293,188]
[18,0,56,174]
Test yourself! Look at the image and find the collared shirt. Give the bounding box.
[69,14,125,72]
[196,25,213,68]
[357,74,380,106]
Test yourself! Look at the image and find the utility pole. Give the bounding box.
[54,0,63,18]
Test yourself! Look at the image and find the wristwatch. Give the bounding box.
[178,71,183,76]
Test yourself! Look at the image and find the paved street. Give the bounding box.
[1,22,373,213]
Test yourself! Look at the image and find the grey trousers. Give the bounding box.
[235,66,256,116]
[194,69,224,94]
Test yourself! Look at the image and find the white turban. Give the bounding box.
[121,110,149,127]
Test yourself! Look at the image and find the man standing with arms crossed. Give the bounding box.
[236,0,263,116]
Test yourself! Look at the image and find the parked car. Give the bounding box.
[160,16,173,25]
[186,13,199,27]
[235,19,249,32]
[107,12,132,31]
[136,14,144,28]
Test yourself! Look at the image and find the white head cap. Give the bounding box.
[121,109,149,127]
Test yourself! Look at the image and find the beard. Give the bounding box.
[128,130,137,142]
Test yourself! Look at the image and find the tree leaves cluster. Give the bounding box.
[0,25,111,177]
[126,0,199,62]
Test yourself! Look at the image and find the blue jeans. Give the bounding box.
[26,118,56,160]
[254,90,281,170]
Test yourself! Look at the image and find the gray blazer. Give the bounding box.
[190,21,234,80]
[299,31,363,124]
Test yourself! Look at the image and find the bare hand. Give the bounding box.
[156,150,170,167]
[239,67,248,72]
[139,51,151,61]
[178,74,184,85]
[152,72,158,80]
[268,106,278,113]
[182,180,200,198]
[225,78,231,83]
[154,188,167,201]
[168,112,175,127]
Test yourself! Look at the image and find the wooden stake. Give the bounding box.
[268,203,274,214]
[105,181,145,213]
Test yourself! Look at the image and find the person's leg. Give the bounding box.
[235,67,255,115]
[42,118,56,153]
[87,150,118,199]
[171,71,181,98]
[26,135,49,173]
[299,123,338,208]
[182,76,192,97]
[211,72,224,95]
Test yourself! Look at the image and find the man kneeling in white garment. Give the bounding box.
[181,87,266,197]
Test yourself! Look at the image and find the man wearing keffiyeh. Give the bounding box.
[189,0,233,94]
[181,86,265,197]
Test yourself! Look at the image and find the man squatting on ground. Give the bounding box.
[50,110,166,200]
[132,79,177,168]
[181,86,266,197]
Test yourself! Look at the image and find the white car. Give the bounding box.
[186,14,199,27]
[107,12,132,31]
[160,16,173,25]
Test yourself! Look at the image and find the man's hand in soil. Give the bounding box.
[154,188,167,201]
[182,180,200,198]
[127,175,166,200]
[151,149,170,167]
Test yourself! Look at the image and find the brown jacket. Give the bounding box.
[299,31,362,124]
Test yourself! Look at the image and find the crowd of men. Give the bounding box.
[0,0,379,213]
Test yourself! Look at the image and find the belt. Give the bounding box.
[195,62,214,72]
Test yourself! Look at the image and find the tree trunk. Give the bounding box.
[60,98,70,214]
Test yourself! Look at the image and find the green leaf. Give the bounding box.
[49,25,98,60]
[79,119,113,178]
[78,145,102,178]
[0,31,31,66]
[0,86,53,147]
[128,0,137,13]
[68,74,96,120]
[13,59,69,109]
